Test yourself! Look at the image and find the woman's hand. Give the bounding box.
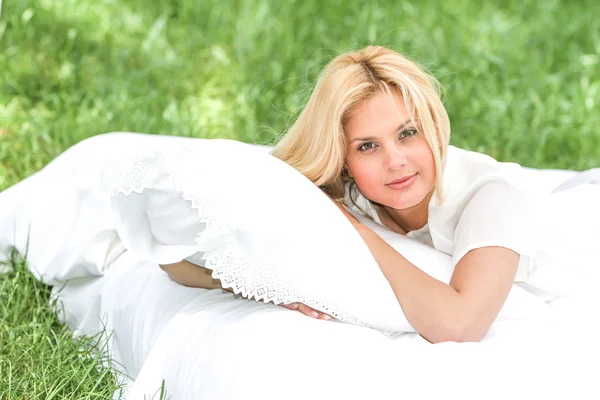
[281,303,334,321]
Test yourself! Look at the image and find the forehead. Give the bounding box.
[345,90,412,138]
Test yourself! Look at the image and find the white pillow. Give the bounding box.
[101,139,548,334]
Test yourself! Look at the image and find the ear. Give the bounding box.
[344,165,353,178]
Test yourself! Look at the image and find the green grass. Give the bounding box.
[0,250,126,399]
[0,0,599,398]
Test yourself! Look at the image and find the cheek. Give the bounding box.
[347,157,383,196]
[414,145,437,186]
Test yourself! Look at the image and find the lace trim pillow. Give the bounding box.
[101,139,548,334]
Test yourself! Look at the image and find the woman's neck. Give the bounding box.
[379,190,433,233]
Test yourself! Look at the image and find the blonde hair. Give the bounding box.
[271,45,451,202]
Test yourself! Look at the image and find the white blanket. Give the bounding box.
[1,132,599,399]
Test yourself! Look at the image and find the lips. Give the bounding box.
[386,174,417,186]
[385,173,418,190]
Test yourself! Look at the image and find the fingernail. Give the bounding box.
[290,303,299,309]
[311,311,319,318]
[323,315,333,321]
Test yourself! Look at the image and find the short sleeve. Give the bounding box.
[452,181,537,278]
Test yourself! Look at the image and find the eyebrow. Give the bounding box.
[350,118,414,143]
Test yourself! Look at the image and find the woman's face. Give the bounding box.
[344,90,436,210]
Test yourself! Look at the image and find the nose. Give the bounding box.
[384,145,408,170]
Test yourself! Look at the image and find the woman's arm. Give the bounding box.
[159,261,333,320]
[357,225,519,343]
[332,192,521,343]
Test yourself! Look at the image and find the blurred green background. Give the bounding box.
[0,0,599,398]
[1,0,599,191]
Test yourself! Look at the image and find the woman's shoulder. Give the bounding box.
[430,146,537,255]
[429,146,532,232]
[437,145,528,207]
[444,145,525,183]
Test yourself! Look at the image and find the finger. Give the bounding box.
[318,313,334,321]
[282,303,333,321]
[297,303,320,319]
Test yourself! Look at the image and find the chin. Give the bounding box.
[381,192,428,211]
[383,200,419,211]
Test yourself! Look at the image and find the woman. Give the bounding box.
[159,45,600,343]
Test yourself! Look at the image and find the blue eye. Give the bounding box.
[357,142,377,151]
[399,128,418,139]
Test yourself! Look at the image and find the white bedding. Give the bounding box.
[1,132,599,399]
